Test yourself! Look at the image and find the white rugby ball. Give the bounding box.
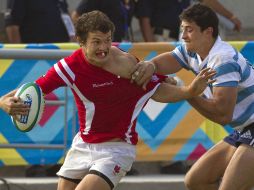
[12,82,45,132]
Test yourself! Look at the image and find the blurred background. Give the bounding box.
[0,1,254,190]
[0,0,254,42]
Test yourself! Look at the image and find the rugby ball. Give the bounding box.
[12,82,45,132]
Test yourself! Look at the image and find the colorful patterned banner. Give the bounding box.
[0,41,253,165]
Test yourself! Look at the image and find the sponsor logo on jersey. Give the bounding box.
[92,81,114,88]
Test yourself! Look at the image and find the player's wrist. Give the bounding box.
[186,83,198,98]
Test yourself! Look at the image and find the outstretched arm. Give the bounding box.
[152,68,216,102]
[130,52,182,90]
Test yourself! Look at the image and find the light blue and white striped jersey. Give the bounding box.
[172,36,254,130]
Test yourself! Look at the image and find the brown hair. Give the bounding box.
[75,10,115,44]
[180,3,219,38]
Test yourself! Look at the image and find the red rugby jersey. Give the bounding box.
[36,48,164,145]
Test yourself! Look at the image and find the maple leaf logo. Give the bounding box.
[113,165,121,175]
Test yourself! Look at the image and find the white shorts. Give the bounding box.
[57,133,136,188]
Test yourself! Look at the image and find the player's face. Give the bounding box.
[181,21,210,54]
[83,31,112,66]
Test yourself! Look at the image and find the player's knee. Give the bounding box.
[185,169,219,190]
[184,170,199,190]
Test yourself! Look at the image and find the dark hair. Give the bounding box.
[75,10,115,43]
[179,3,219,38]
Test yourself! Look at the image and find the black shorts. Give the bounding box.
[224,123,254,147]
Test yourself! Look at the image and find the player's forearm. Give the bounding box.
[152,83,194,103]
[187,96,232,125]
[149,53,183,76]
